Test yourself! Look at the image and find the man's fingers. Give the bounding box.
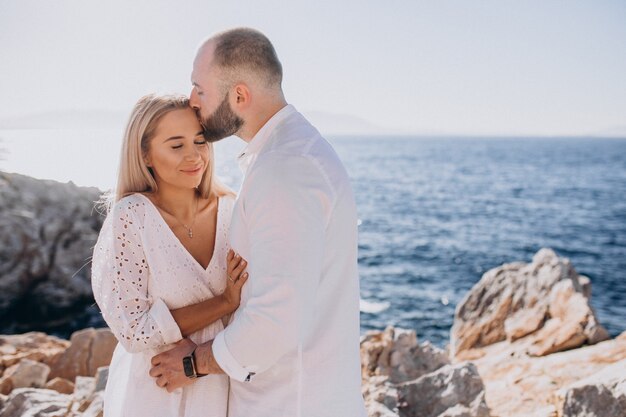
[148,365,161,378]
[227,249,235,262]
[151,354,161,366]
[156,375,167,388]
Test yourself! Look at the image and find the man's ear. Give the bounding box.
[233,84,251,108]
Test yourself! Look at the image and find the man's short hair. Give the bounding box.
[212,28,283,88]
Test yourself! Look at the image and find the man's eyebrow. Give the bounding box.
[191,81,200,88]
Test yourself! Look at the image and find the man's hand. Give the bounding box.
[150,338,197,392]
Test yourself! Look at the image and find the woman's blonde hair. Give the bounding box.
[110,93,232,207]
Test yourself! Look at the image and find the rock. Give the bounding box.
[3,359,50,389]
[0,387,71,417]
[528,279,608,356]
[44,377,74,395]
[451,248,608,358]
[471,333,626,416]
[397,362,490,417]
[0,332,69,369]
[0,376,12,395]
[361,326,450,383]
[73,376,95,404]
[94,366,109,392]
[361,327,451,416]
[557,358,626,416]
[81,391,105,417]
[0,171,104,330]
[48,327,116,381]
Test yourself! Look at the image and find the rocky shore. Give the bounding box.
[360,249,626,417]
[0,172,104,333]
[0,249,624,416]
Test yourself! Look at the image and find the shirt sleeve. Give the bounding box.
[91,199,182,353]
[212,154,333,381]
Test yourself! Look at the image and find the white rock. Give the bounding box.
[4,359,50,389]
[558,358,626,416]
[0,388,71,417]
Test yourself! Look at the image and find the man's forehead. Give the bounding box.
[192,42,216,81]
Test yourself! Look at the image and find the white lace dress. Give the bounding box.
[91,193,234,417]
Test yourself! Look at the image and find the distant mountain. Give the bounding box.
[0,109,127,130]
[301,110,409,136]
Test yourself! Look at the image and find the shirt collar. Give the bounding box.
[237,104,296,174]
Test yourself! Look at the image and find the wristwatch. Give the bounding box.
[182,347,207,378]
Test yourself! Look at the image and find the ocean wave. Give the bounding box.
[360,299,391,314]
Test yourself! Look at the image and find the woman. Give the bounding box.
[91,93,247,417]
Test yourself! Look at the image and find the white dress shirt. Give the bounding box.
[212,105,367,417]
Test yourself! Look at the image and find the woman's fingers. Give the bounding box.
[227,252,243,273]
[235,272,249,287]
[231,260,247,281]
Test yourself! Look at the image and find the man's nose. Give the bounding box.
[189,89,200,110]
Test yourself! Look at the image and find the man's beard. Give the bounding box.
[201,92,244,143]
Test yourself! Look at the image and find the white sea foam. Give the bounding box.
[360,299,390,314]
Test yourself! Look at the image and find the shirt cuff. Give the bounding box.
[149,298,182,344]
[212,331,250,382]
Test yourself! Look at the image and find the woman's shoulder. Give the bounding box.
[109,193,151,223]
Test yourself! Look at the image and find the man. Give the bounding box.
[150,28,367,417]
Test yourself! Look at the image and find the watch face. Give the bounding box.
[183,356,196,378]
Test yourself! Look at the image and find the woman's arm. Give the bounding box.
[92,202,183,353]
[171,249,249,337]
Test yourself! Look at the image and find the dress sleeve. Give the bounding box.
[91,199,182,353]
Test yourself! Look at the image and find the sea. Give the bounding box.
[1,131,625,347]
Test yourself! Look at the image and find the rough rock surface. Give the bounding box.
[451,248,608,358]
[0,171,104,329]
[0,328,114,416]
[469,330,626,417]
[361,327,489,416]
[557,357,626,417]
[0,388,72,417]
[44,377,75,395]
[0,332,69,369]
[3,358,50,389]
[49,328,117,381]
[397,362,490,417]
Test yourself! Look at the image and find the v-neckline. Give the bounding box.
[137,193,221,272]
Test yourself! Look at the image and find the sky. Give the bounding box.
[1,0,626,137]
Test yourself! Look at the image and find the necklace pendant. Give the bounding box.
[188,229,193,238]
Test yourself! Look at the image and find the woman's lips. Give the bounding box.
[181,165,203,175]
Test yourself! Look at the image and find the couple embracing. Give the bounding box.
[91,28,367,417]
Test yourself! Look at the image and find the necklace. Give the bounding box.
[180,197,199,238]
[158,195,199,239]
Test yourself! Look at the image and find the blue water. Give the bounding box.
[330,136,626,347]
[3,134,626,348]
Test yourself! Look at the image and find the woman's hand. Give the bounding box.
[222,249,249,311]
